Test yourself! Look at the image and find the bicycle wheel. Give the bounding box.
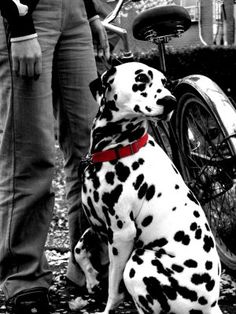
[175,90,236,269]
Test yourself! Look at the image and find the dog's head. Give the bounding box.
[90,62,176,122]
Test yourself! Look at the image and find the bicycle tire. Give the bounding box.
[175,90,236,269]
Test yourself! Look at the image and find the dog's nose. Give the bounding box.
[160,95,177,113]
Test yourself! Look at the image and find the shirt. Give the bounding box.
[0,0,97,39]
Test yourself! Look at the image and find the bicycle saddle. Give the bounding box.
[133,5,191,41]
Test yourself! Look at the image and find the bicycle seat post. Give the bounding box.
[132,5,192,73]
[158,40,167,73]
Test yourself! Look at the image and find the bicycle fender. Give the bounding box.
[173,74,236,154]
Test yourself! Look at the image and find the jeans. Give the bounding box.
[0,0,98,299]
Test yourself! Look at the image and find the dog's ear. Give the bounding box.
[90,67,117,100]
[101,66,117,86]
[89,76,103,100]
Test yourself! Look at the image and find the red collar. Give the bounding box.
[90,133,148,163]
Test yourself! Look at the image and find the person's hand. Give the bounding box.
[90,17,110,60]
[11,37,42,79]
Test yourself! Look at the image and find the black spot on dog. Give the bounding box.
[145,106,151,112]
[189,310,203,314]
[135,69,143,75]
[138,183,148,199]
[102,184,123,216]
[132,161,139,170]
[93,190,99,202]
[169,277,198,302]
[171,264,184,273]
[157,192,162,198]
[145,237,168,250]
[205,261,213,270]
[174,231,190,245]
[105,172,115,185]
[107,227,113,244]
[184,259,198,268]
[117,220,123,229]
[191,273,215,291]
[193,210,200,218]
[136,248,145,256]
[75,248,81,254]
[112,247,118,256]
[203,235,214,252]
[206,279,215,292]
[162,285,177,301]
[102,99,119,122]
[130,211,134,221]
[133,83,146,92]
[132,158,145,171]
[175,184,180,190]
[141,93,148,98]
[205,223,210,231]
[198,296,208,305]
[142,215,153,227]
[132,253,144,265]
[190,222,198,231]
[115,162,130,182]
[149,140,155,146]
[133,174,144,190]
[143,277,171,313]
[211,301,217,307]
[129,268,136,278]
[135,240,144,248]
[138,295,153,313]
[139,158,144,164]
[195,228,202,240]
[146,185,155,201]
[172,206,177,211]
[134,104,141,113]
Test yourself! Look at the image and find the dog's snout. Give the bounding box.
[158,95,177,112]
[162,95,177,106]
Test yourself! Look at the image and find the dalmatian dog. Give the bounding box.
[74,62,222,314]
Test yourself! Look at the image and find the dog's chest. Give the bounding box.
[82,138,187,228]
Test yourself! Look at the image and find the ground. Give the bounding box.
[0,143,235,313]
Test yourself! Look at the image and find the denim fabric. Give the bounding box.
[0,0,98,299]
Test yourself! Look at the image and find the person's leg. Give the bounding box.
[0,0,62,300]
[53,0,98,286]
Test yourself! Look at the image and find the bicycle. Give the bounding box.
[102,0,236,270]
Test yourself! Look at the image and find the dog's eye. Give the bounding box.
[136,73,150,84]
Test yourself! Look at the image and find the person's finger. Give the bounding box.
[27,59,35,78]
[12,56,19,76]
[34,55,42,79]
[19,59,27,77]
[102,32,110,60]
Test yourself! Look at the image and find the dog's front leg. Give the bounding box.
[74,228,99,293]
[100,224,136,314]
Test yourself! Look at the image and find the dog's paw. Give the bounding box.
[68,296,89,311]
[98,292,125,314]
